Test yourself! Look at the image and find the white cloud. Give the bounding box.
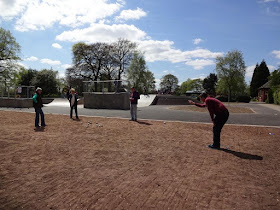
[138,40,223,64]
[0,0,29,21]
[163,70,168,73]
[268,65,276,71]
[185,59,215,70]
[56,23,147,42]
[55,22,222,69]
[61,64,72,69]
[246,65,256,78]
[58,72,65,78]
[0,0,124,31]
[25,56,38,61]
[40,58,61,66]
[52,43,62,49]
[193,38,203,45]
[115,7,146,21]
[272,50,280,59]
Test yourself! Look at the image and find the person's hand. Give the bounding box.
[188,100,195,105]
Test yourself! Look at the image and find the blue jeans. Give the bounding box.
[130,104,137,121]
[213,110,229,147]
[35,108,45,127]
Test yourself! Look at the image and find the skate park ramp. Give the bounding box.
[45,95,156,108]
[44,98,70,107]
[138,94,156,107]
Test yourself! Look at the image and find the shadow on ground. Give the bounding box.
[136,121,153,126]
[219,148,263,160]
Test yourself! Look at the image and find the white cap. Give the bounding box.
[36,87,42,92]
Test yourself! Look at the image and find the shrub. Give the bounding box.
[215,95,228,102]
[236,95,251,103]
[273,89,280,105]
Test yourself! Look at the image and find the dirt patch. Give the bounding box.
[0,111,279,209]
[170,105,255,113]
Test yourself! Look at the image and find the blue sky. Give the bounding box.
[1,0,280,86]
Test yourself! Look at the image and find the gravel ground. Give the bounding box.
[0,111,279,209]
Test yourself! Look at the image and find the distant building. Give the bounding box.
[258,81,271,102]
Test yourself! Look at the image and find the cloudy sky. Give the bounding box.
[1,0,280,86]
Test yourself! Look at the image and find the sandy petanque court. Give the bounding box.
[0,110,279,209]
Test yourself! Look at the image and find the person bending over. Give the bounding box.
[188,93,229,149]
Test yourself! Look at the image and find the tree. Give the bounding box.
[250,60,270,97]
[0,27,21,93]
[181,78,204,93]
[203,73,218,95]
[180,79,192,93]
[190,79,203,92]
[113,38,137,80]
[32,69,59,95]
[65,67,84,94]
[216,50,246,101]
[18,68,38,86]
[269,68,280,90]
[0,27,21,69]
[126,52,155,93]
[160,74,179,92]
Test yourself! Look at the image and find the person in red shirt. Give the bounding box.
[188,93,229,149]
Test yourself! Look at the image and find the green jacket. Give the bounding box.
[33,93,43,108]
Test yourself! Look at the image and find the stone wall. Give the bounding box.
[83,92,130,110]
[0,98,33,108]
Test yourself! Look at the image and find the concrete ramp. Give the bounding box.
[44,98,70,107]
[45,95,156,108]
[138,94,156,107]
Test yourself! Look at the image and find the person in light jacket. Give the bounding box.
[68,88,79,120]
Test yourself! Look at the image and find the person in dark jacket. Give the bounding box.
[33,87,46,128]
[188,93,229,149]
[130,87,140,121]
[68,88,79,120]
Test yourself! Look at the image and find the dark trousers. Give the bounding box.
[70,105,78,118]
[213,110,229,147]
[35,108,45,127]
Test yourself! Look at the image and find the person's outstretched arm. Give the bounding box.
[188,100,206,107]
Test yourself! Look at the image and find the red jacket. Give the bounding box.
[195,97,228,121]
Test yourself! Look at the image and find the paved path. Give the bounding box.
[1,102,279,127]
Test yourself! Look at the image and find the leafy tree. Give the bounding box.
[32,69,59,95]
[0,27,21,68]
[203,73,218,95]
[250,60,270,97]
[70,39,136,84]
[18,68,38,86]
[181,78,204,93]
[216,50,246,101]
[126,52,155,93]
[160,74,179,92]
[190,79,203,92]
[0,27,21,93]
[269,68,280,90]
[180,79,192,93]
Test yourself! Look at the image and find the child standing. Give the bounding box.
[68,88,79,120]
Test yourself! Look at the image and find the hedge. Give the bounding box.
[273,89,280,105]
